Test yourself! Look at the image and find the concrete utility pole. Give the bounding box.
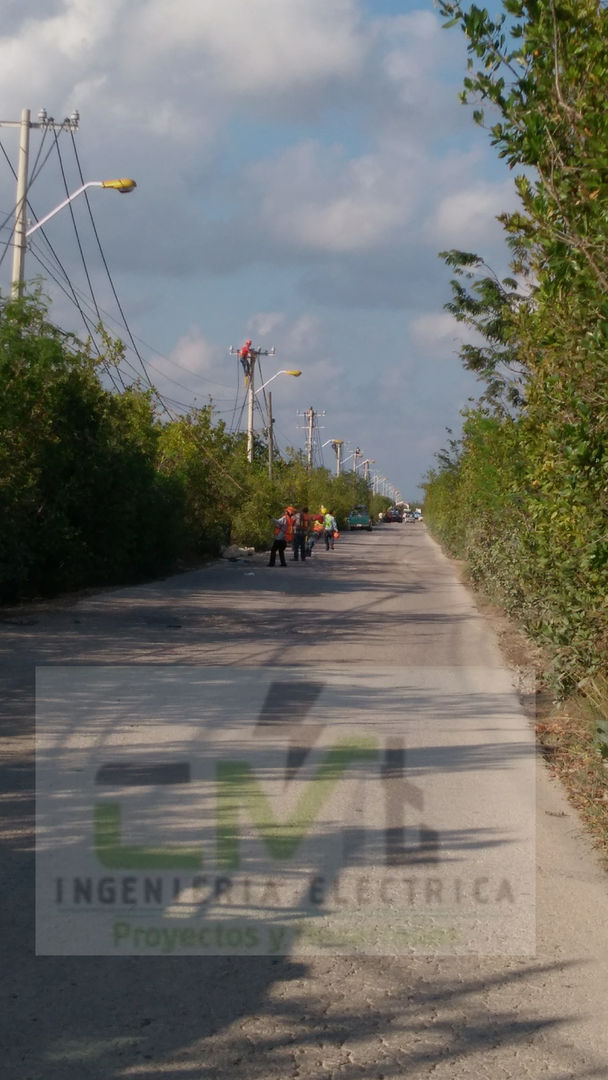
[333,439,343,477]
[321,438,343,476]
[11,109,30,298]
[0,107,80,297]
[361,458,375,482]
[267,391,274,480]
[247,370,256,463]
[298,406,325,469]
[306,407,315,469]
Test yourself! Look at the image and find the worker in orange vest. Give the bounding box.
[307,511,324,557]
[267,506,295,566]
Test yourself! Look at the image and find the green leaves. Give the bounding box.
[427,1,608,692]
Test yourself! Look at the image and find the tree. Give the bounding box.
[0,295,182,599]
[440,249,529,411]
[427,1,608,686]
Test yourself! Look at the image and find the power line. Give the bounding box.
[27,242,125,393]
[67,130,166,411]
[29,263,237,397]
[0,115,120,390]
[54,133,102,327]
[0,112,248,431]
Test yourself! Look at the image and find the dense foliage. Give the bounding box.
[0,295,377,602]
[425,1,608,690]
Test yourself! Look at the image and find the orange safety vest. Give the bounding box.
[285,512,294,542]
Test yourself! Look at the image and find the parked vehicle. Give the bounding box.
[347,505,373,531]
[384,506,403,523]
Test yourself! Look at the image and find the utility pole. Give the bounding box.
[267,390,274,480]
[332,439,343,477]
[362,458,374,482]
[0,107,80,297]
[229,341,275,463]
[306,407,315,469]
[11,109,30,298]
[298,406,325,469]
[247,368,256,463]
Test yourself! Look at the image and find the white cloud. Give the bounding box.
[128,0,365,97]
[245,140,415,256]
[0,0,365,149]
[410,311,473,353]
[381,11,452,95]
[248,312,284,338]
[429,181,516,246]
[167,327,216,375]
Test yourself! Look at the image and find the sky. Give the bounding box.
[0,0,517,499]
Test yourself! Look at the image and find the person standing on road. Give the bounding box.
[323,509,338,550]
[307,511,324,557]
[292,506,309,562]
[267,506,295,566]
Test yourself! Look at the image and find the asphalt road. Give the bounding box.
[2,523,608,1079]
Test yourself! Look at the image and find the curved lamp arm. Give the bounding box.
[26,178,136,237]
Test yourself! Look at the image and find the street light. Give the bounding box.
[25,178,137,237]
[12,177,137,296]
[254,370,301,395]
[321,438,344,476]
[252,368,301,470]
[342,447,362,470]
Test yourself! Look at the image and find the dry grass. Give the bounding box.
[536,684,608,866]
[467,581,608,868]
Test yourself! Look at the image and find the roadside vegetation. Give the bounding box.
[425,1,608,846]
[0,292,384,604]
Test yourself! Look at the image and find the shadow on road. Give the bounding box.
[0,536,591,1080]
[0,948,596,1079]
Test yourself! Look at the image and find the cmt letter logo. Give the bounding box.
[215,739,377,869]
[91,682,440,871]
[382,740,440,865]
[94,762,202,870]
[93,740,377,871]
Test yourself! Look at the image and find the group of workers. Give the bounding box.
[268,505,338,567]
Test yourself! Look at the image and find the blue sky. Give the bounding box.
[0,0,517,499]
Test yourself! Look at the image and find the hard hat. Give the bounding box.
[286,505,295,513]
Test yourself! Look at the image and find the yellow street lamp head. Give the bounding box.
[286,369,302,376]
[101,178,137,193]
